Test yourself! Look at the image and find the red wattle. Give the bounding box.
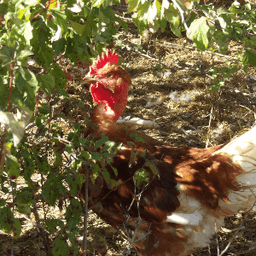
[90,82,128,122]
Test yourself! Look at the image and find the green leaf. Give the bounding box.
[0,110,32,147]
[16,187,33,205]
[17,8,26,19]
[101,140,116,152]
[38,102,50,115]
[91,162,101,176]
[50,8,67,34]
[46,219,64,235]
[16,203,31,215]
[128,0,138,12]
[210,84,221,93]
[110,164,118,176]
[212,30,229,54]
[91,152,102,161]
[36,45,54,68]
[94,135,109,149]
[42,174,65,206]
[79,151,91,160]
[102,169,111,183]
[102,169,119,189]
[16,67,38,102]
[39,74,55,96]
[145,161,158,175]
[139,150,147,158]
[65,144,73,154]
[0,46,14,66]
[91,0,113,8]
[161,0,170,17]
[133,168,149,187]
[70,20,84,35]
[53,38,65,57]
[12,218,22,237]
[188,17,210,50]
[129,133,144,143]
[242,48,256,66]
[116,40,123,47]
[54,150,62,167]
[81,13,98,38]
[52,237,69,256]
[22,21,33,45]
[16,49,34,61]
[142,1,158,23]
[0,76,8,109]
[6,155,20,178]
[137,1,151,18]
[165,4,182,37]
[66,173,82,196]
[157,18,167,32]
[153,71,160,77]
[0,199,5,207]
[114,16,128,32]
[0,207,21,237]
[0,208,12,233]
[102,152,113,158]
[56,88,69,97]
[49,64,67,89]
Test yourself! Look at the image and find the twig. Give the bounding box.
[217,189,256,256]
[115,14,133,21]
[10,178,15,256]
[7,63,14,112]
[101,176,134,201]
[238,104,256,121]
[124,183,151,255]
[78,244,93,256]
[30,3,48,22]
[82,167,89,256]
[202,50,238,60]
[53,53,65,64]
[0,61,15,168]
[133,225,151,243]
[160,41,239,60]
[135,50,160,62]
[134,49,170,69]
[0,59,14,150]
[32,199,51,255]
[215,222,220,256]
[208,245,211,256]
[171,0,190,34]
[206,106,214,148]
[110,5,128,12]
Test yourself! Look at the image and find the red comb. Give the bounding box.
[90,50,119,76]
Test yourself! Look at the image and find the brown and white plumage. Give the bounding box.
[81,50,256,256]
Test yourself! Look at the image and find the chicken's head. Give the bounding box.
[88,50,131,122]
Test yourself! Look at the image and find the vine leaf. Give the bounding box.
[188,17,210,50]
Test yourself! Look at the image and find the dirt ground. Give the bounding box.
[114,26,256,256]
[1,9,256,256]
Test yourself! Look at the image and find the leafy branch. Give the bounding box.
[0,0,256,254]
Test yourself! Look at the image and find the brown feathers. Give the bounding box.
[81,51,256,256]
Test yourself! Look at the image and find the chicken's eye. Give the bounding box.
[106,73,113,78]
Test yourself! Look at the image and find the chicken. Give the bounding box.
[81,50,256,256]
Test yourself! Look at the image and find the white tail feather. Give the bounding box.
[216,125,256,183]
[216,125,256,209]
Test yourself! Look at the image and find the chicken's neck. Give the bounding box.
[90,88,128,135]
[89,103,115,134]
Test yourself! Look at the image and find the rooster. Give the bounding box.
[81,50,256,256]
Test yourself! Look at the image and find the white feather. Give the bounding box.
[166,210,203,225]
[117,116,159,128]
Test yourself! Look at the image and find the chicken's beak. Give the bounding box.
[81,75,97,85]
[82,75,115,93]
